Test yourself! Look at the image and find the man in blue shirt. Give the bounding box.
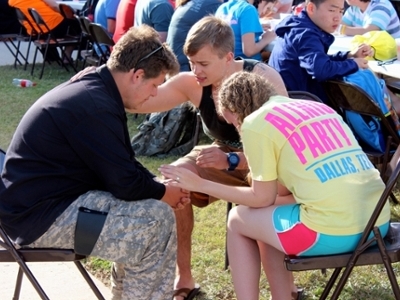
[268,0,371,101]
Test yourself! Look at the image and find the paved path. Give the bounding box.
[0,262,112,299]
[0,40,112,299]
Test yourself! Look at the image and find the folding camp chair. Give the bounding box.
[284,144,400,299]
[323,79,400,177]
[0,148,105,300]
[28,8,80,79]
[88,23,114,65]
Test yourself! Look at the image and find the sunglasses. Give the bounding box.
[133,45,164,71]
[377,58,397,66]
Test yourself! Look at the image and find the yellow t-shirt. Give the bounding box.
[242,95,389,235]
[9,0,63,34]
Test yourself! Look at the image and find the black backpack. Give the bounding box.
[131,103,199,157]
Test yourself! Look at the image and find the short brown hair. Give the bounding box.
[184,16,234,58]
[107,25,179,79]
[218,71,277,126]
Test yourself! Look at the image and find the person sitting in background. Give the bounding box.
[9,0,81,63]
[167,0,222,71]
[253,0,278,18]
[94,0,121,37]
[215,0,276,60]
[340,0,400,38]
[0,25,187,300]
[134,0,174,42]
[113,0,137,44]
[254,0,293,18]
[159,71,390,300]
[268,0,371,102]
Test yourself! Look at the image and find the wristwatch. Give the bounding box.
[227,152,240,171]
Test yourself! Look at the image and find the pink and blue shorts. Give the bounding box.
[272,204,389,256]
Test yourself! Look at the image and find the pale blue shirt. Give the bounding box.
[342,0,400,38]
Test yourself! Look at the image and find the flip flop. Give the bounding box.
[172,283,201,300]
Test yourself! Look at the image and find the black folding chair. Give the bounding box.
[285,145,400,300]
[0,29,30,69]
[324,80,400,177]
[28,8,79,79]
[0,148,105,300]
[288,90,324,103]
[88,22,114,65]
[13,8,39,70]
[78,16,100,68]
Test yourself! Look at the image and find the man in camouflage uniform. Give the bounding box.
[0,25,188,300]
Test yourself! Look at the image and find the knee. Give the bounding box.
[148,200,176,232]
[227,205,244,232]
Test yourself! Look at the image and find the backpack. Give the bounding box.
[343,69,400,152]
[131,103,199,157]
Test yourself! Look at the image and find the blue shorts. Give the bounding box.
[272,204,389,256]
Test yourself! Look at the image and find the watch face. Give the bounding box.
[230,155,239,164]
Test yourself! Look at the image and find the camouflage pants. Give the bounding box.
[28,190,177,300]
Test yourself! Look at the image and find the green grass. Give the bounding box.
[1,64,400,299]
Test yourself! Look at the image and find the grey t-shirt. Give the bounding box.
[134,0,174,32]
[166,0,222,71]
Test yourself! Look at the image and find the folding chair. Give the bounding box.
[0,148,105,300]
[28,8,80,79]
[287,90,324,103]
[323,79,400,177]
[88,23,114,65]
[14,8,39,70]
[284,144,400,300]
[0,32,28,69]
[59,3,75,20]
[78,16,100,68]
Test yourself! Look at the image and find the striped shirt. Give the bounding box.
[342,0,400,38]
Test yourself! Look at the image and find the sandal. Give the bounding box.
[172,284,201,300]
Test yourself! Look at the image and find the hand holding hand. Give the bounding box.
[160,182,190,210]
[196,146,228,170]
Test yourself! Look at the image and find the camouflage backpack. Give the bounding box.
[131,103,199,157]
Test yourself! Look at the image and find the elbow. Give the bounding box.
[242,44,258,57]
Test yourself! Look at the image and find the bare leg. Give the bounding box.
[258,242,293,300]
[171,161,198,300]
[228,205,292,300]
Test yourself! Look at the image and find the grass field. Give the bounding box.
[1,63,400,299]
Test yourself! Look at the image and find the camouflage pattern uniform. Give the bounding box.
[28,190,177,300]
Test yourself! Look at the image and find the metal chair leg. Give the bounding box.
[74,261,105,300]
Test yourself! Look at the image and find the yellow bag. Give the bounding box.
[350,31,397,61]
